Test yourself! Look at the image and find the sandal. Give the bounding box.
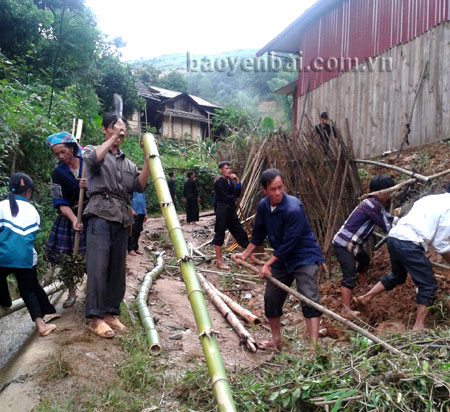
[257,340,283,351]
[43,313,61,323]
[39,324,57,337]
[105,317,127,332]
[89,321,115,339]
[63,297,77,308]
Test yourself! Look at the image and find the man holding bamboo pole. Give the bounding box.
[82,113,149,338]
[232,168,323,352]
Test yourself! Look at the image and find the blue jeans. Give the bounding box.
[380,237,436,306]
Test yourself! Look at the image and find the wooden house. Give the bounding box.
[257,0,449,158]
[129,82,220,140]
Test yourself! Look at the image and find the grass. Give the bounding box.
[33,300,450,412]
[175,329,450,411]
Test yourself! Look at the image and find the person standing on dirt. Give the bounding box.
[332,176,397,317]
[356,184,450,330]
[0,173,60,336]
[168,171,177,204]
[45,131,86,308]
[213,161,250,270]
[232,168,323,352]
[82,113,149,338]
[183,171,200,224]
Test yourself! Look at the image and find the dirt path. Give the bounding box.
[0,213,281,411]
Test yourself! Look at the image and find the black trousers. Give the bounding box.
[128,214,145,252]
[85,217,128,319]
[212,204,249,248]
[185,196,199,222]
[0,266,56,321]
[380,237,436,306]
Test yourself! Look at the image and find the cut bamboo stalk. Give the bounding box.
[362,178,417,199]
[197,272,257,352]
[234,258,405,357]
[208,283,261,325]
[136,252,164,355]
[143,133,236,412]
[0,281,65,318]
[430,260,450,271]
[353,159,428,182]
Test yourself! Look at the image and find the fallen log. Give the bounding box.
[197,272,257,352]
[234,258,405,357]
[210,285,261,325]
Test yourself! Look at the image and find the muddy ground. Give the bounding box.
[0,141,449,411]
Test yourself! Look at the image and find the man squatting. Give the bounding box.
[233,168,323,351]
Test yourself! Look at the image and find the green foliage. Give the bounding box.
[134,50,297,130]
[177,330,450,411]
[120,136,217,213]
[134,62,187,93]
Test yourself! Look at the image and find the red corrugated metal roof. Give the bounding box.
[257,0,449,96]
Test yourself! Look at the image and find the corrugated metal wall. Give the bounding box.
[296,21,450,158]
[296,0,449,96]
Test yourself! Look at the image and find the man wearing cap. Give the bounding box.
[82,113,149,338]
[314,112,337,153]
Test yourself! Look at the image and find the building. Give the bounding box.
[129,82,221,140]
[257,0,449,158]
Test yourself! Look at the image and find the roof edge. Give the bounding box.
[256,0,344,57]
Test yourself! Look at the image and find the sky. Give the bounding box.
[84,0,318,61]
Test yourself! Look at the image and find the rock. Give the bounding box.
[169,333,183,340]
[162,321,185,330]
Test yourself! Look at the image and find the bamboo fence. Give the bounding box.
[227,120,363,262]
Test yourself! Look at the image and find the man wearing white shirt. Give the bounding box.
[357,184,450,330]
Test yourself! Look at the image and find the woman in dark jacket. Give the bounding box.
[45,132,86,308]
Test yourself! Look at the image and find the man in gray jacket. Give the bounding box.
[83,113,149,338]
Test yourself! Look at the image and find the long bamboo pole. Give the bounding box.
[136,251,165,355]
[235,259,405,357]
[353,159,428,182]
[143,133,236,412]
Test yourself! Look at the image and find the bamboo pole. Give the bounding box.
[353,159,428,182]
[136,252,165,355]
[206,281,261,325]
[73,167,86,255]
[197,272,257,352]
[234,259,405,357]
[0,281,65,319]
[73,119,85,255]
[361,178,417,199]
[143,133,236,412]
